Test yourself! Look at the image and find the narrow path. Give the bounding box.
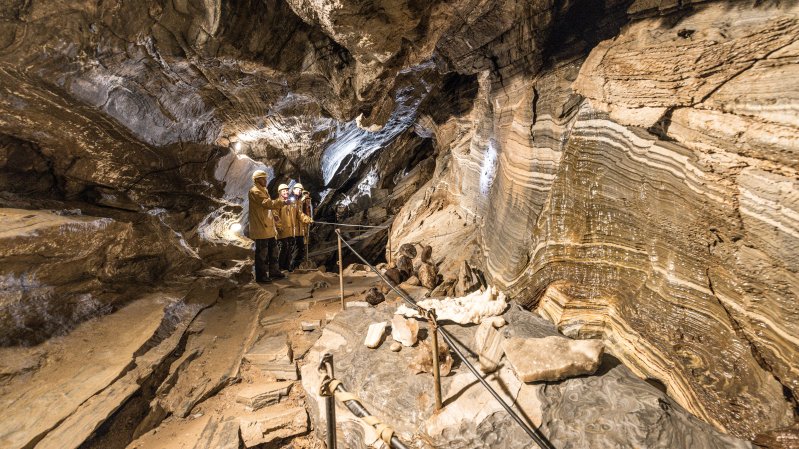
[126,268,382,449]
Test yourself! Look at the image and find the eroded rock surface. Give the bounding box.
[0,0,796,444]
[302,303,753,449]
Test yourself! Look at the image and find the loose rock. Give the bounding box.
[404,275,420,287]
[397,286,508,325]
[364,287,385,306]
[473,319,505,373]
[239,406,308,448]
[419,245,433,263]
[301,320,321,332]
[398,243,417,259]
[383,267,403,286]
[390,342,402,352]
[396,255,413,278]
[235,381,293,411]
[410,339,453,376]
[391,315,419,347]
[417,262,438,290]
[455,260,481,297]
[503,336,604,382]
[364,321,388,349]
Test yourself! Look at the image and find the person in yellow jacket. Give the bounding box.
[293,183,312,266]
[248,170,285,283]
[277,183,313,271]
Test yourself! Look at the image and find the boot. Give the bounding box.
[269,265,286,279]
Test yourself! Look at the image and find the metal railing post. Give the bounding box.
[429,310,443,412]
[336,229,345,310]
[319,354,337,449]
[334,234,557,449]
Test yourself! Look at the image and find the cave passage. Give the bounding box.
[0,1,797,449]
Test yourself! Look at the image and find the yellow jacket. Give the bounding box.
[248,185,284,239]
[277,200,313,239]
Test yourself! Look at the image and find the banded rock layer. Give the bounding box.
[391,1,799,439]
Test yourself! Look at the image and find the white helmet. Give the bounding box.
[277,183,289,192]
[252,170,267,181]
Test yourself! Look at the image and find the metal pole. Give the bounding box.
[336,229,345,311]
[430,310,443,412]
[320,354,337,449]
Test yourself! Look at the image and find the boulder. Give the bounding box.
[364,321,388,349]
[391,315,419,347]
[503,336,604,382]
[302,305,752,449]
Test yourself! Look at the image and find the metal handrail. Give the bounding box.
[334,229,556,449]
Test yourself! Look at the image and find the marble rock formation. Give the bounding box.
[388,1,799,439]
[397,286,508,325]
[391,315,419,347]
[0,0,796,444]
[502,336,604,382]
[301,303,754,449]
[410,338,454,377]
[364,321,388,349]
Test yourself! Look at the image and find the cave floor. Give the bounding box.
[0,268,384,449]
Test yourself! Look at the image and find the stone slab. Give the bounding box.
[240,406,308,448]
[235,381,294,411]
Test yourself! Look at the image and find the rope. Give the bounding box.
[334,230,556,449]
[327,378,396,445]
[314,220,390,229]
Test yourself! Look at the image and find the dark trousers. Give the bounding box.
[254,238,278,281]
[291,236,306,269]
[277,238,291,271]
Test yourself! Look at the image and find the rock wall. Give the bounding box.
[0,0,796,443]
[391,0,799,440]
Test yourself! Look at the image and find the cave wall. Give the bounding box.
[0,0,796,442]
[391,0,799,439]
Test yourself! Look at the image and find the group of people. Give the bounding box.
[248,170,313,283]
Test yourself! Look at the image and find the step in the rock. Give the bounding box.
[193,417,239,449]
[235,381,294,411]
[345,301,369,309]
[278,287,313,302]
[240,406,308,448]
[244,336,298,380]
[294,301,311,312]
[260,313,291,328]
[301,320,321,331]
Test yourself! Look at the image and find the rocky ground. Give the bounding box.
[0,262,760,449]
